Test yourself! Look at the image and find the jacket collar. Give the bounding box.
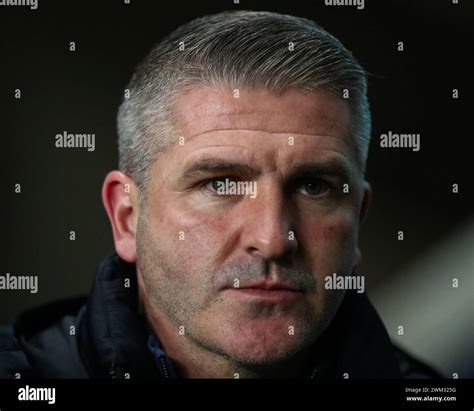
[79,253,401,378]
[79,253,159,378]
[313,290,402,378]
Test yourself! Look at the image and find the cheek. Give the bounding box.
[151,200,232,268]
[301,211,357,275]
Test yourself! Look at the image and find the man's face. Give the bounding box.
[136,87,367,365]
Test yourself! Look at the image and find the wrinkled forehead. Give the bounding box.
[174,87,352,142]
[145,86,362,199]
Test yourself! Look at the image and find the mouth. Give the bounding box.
[222,282,304,303]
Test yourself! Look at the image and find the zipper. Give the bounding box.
[158,356,170,379]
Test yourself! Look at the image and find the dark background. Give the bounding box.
[1,0,472,377]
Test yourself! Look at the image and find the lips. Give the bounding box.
[232,281,302,292]
[222,281,304,302]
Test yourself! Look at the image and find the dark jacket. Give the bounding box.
[0,253,440,379]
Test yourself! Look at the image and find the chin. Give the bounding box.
[214,316,315,366]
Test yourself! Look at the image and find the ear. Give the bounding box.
[102,171,140,262]
[354,180,372,267]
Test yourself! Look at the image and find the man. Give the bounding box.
[0,10,439,379]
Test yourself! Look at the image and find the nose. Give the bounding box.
[241,184,297,260]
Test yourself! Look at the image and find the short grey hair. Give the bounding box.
[117,10,371,195]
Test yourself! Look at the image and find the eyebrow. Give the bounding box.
[179,158,262,182]
[289,161,352,183]
[178,157,352,184]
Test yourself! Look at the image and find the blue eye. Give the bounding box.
[296,180,330,196]
[206,179,223,192]
[205,177,238,193]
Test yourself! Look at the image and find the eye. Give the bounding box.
[295,179,330,197]
[204,177,239,194]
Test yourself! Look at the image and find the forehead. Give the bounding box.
[149,86,359,184]
[174,87,351,141]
